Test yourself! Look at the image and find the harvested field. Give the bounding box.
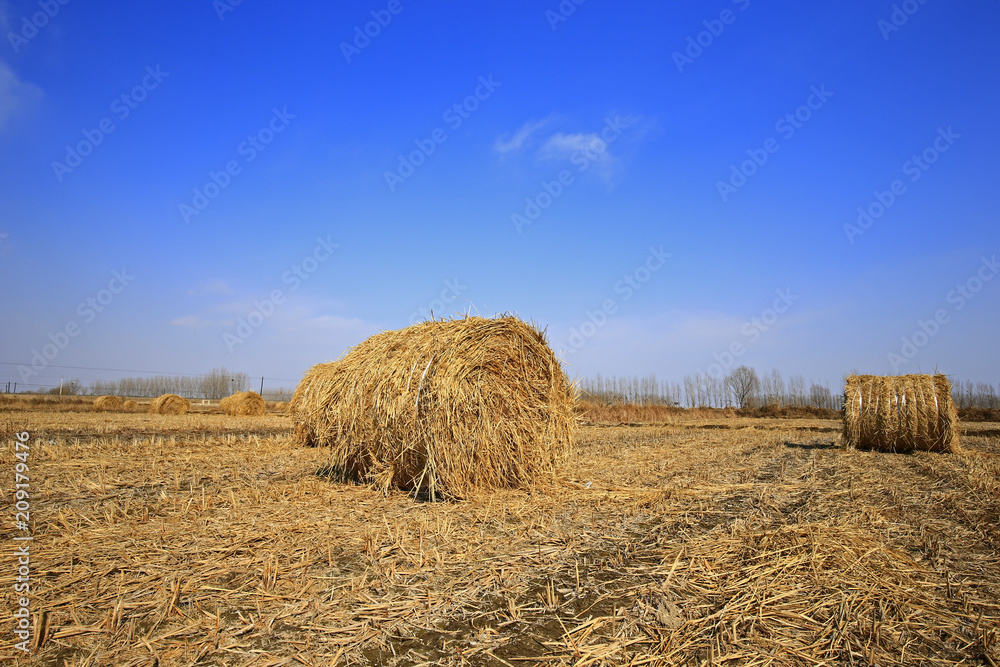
[1,411,998,665]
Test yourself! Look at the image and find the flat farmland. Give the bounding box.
[2,411,999,666]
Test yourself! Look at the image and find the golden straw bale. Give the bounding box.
[219,391,267,416]
[843,374,959,453]
[149,393,191,415]
[93,395,123,411]
[292,316,575,498]
[122,400,138,411]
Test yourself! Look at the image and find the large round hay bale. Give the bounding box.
[843,374,959,453]
[219,391,267,416]
[289,362,339,446]
[122,399,139,411]
[93,395,123,411]
[293,316,575,498]
[149,394,191,415]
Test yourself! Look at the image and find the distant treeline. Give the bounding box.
[89,367,249,400]
[578,369,1000,411]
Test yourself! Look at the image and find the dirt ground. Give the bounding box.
[1,410,998,666]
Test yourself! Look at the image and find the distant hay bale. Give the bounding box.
[843,374,959,453]
[93,395,123,411]
[149,394,191,415]
[122,400,138,411]
[219,391,267,416]
[292,316,575,498]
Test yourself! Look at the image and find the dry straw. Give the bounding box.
[92,395,123,412]
[291,315,575,498]
[219,391,267,416]
[149,393,191,415]
[843,374,959,452]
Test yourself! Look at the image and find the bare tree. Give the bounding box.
[726,366,760,409]
[809,382,832,409]
[788,374,805,406]
[769,369,784,406]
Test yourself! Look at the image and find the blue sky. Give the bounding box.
[1,0,998,395]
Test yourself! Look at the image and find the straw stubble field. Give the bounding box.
[2,410,999,666]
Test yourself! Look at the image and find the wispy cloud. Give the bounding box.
[538,131,621,183]
[0,62,43,132]
[496,113,646,186]
[493,117,552,156]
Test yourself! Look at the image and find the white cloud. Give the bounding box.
[0,62,42,132]
[539,132,603,158]
[493,117,551,156]
[538,131,620,183]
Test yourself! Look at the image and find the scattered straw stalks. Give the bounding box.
[843,374,959,453]
[4,413,997,666]
[149,393,191,415]
[292,316,575,498]
[218,391,267,416]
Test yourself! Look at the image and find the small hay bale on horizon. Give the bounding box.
[291,316,575,498]
[219,391,267,416]
[149,394,191,415]
[122,399,139,411]
[843,374,959,453]
[93,395,123,412]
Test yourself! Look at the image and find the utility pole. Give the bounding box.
[260,376,264,395]
[59,376,64,396]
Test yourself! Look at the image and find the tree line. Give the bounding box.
[577,368,999,411]
[88,367,250,400]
